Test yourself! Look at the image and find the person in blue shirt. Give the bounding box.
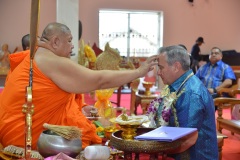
[151,45,218,160]
[195,47,236,98]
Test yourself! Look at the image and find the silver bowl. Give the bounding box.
[37,130,82,158]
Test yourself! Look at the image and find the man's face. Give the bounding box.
[57,32,74,58]
[157,53,176,85]
[209,48,222,64]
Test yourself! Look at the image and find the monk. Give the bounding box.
[21,34,90,114]
[0,22,157,150]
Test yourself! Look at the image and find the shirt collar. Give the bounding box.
[169,70,193,92]
[208,60,222,67]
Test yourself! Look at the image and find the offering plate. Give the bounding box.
[110,128,198,157]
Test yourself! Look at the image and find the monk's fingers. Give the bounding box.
[149,66,156,71]
[146,55,158,63]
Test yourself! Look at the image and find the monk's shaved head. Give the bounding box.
[41,22,71,41]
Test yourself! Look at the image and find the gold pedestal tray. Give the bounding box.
[119,124,140,140]
[110,128,198,159]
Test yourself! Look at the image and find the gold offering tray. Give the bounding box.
[110,128,198,156]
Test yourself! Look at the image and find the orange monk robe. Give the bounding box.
[0,50,102,150]
[75,93,87,111]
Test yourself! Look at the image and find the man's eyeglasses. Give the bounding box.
[210,52,221,55]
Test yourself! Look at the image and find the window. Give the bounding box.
[99,10,163,57]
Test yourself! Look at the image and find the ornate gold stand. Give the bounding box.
[142,81,154,96]
[119,125,140,140]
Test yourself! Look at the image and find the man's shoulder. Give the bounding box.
[192,43,199,49]
[197,62,210,71]
[183,76,208,95]
[219,60,231,66]
[217,60,233,70]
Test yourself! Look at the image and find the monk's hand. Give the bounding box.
[37,37,51,50]
[136,55,158,77]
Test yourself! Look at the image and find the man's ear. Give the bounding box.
[174,62,181,72]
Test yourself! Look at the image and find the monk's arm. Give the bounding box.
[39,54,158,93]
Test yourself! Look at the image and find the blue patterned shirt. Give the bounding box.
[195,60,236,89]
[158,70,218,160]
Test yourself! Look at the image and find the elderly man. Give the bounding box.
[148,45,218,159]
[196,47,236,98]
[0,22,158,150]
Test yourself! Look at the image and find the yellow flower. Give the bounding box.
[169,92,177,100]
[96,126,104,132]
[161,85,170,97]
[84,44,97,62]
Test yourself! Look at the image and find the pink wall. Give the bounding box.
[1,0,240,55]
[0,0,56,52]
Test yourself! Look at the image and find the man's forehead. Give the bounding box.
[158,54,167,65]
[158,54,166,60]
[212,48,220,52]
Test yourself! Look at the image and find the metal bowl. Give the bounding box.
[37,130,82,158]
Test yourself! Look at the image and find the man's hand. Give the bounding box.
[208,88,215,94]
[37,38,52,51]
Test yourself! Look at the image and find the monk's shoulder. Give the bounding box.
[35,49,76,76]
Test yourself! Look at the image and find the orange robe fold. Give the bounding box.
[0,51,101,150]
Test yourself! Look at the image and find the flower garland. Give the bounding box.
[147,72,193,128]
[147,85,178,127]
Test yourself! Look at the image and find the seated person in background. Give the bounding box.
[148,45,218,159]
[195,47,236,98]
[21,34,30,51]
[0,22,158,150]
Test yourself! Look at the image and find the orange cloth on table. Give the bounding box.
[0,50,101,150]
